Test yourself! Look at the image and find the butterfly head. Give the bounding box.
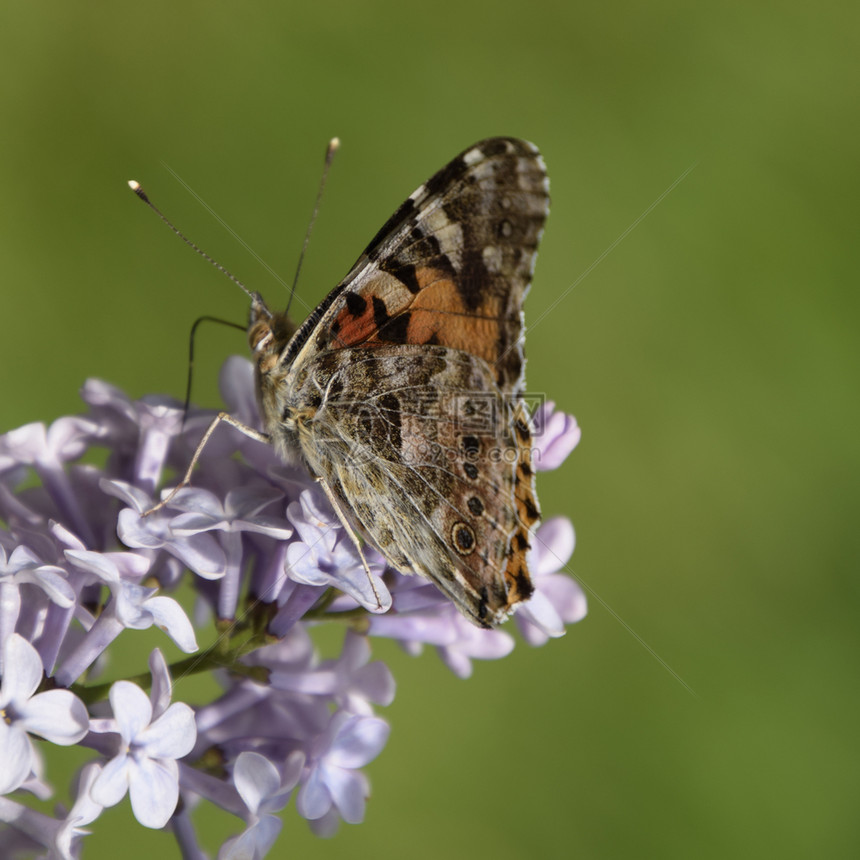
[248,293,298,375]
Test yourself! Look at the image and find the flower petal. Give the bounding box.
[167,533,227,580]
[143,596,198,653]
[168,512,223,535]
[233,752,281,814]
[322,764,367,824]
[296,768,332,820]
[116,508,168,549]
[328,716,390,770]
[0,720,34,794]
[540,574,588,625]
[109,681,152,743]
[25,568,75,607]
[147,649,172,721]
[128,756,179,829]
[219,356,259,426]
[517,589,566,641]
[90,754,131,808]
[534,404,581,471]
[529,516,575,576]
[165,487,223,518]
[136,702,196,759]
[1,634,44,705]
[19,689,89,744]
[65,549,120,583]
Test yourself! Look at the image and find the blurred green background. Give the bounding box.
[2,2,858,858]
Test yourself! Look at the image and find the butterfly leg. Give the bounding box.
[145,411,270,515]
[315,475,384,610]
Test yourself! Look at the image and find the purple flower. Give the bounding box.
[0,634,89,795]
[217,751,302,860]
[169,484,291,619]
[0,544,73,609]
[0,353,584,853]
[437,615,517,678]
[0,776,103,860]
[0,543,74,659]
[286,490,391,614]
[53,763,105,859]
[296,711,390,834]
[367,582,516,678]
[190,627,331,762]
[533,401,581,471]
[105,479,227,580]
[3,762,108,859]
[89,664,197,828]
[0,418,101,544]
[268,629,395,715]
[169,485,290,540]
[52,547,197,688]
[219,357,263,433]
[80,380,186,495]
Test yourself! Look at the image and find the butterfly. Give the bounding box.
[139,137,549,627]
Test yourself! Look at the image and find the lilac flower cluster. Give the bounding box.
[0,356,585,857]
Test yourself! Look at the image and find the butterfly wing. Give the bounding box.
[265,138,548,625]
[292,344,539,626]
[282,137,549,399]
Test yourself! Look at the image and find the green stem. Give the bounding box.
[69,625,268,706]
[68,601,372,706]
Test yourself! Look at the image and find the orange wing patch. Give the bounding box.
[329,265,503,370]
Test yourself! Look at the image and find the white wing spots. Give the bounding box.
[515,157,543,192]
[462,147,484,166]
[434,223,465,267]
[469,160,496,183]
[421,204,454,234]
[482,244,504,274]
[533,154,551,195]
[420,206,466,262]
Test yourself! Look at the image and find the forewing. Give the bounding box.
[281,137,549,398]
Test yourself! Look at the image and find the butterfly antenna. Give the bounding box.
[285,137,340,318]
[127,180,266,314]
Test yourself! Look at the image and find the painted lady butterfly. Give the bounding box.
[143,137,549,627]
